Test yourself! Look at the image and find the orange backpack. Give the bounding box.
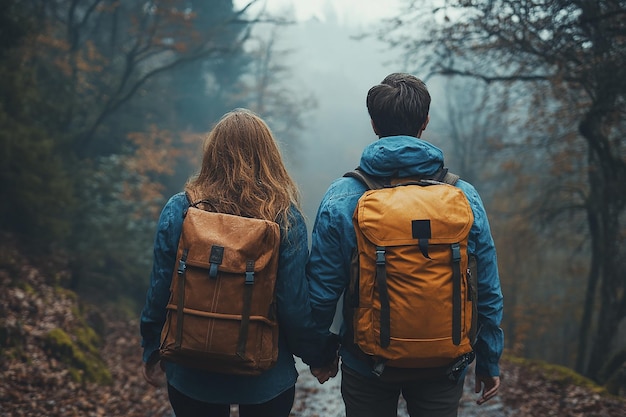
[159,192,281,375]
[344,168,478,374]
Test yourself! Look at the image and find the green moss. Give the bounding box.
[75,325,102,355]
[25,283,35,294]
[43,327,112,385]
[44,328,74,356]
[73,304,105,345]
[55,286,78,301]
[16,282,35,295]
[504,354,606,394]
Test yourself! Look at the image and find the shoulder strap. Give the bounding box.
[344,167,460,189]
[184,191,194,206]
[440,170,460,185]
[343,167,386,190]
[185,190,219,213]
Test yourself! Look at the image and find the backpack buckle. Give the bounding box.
[375,246,386,265]
[245,260,255,285]
[209,246,224,279]
[451,243,461,262]
[372,360,386,377]
[177,249,189,275]
[446,351,475,382]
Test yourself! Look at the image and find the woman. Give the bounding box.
[140,109,337,417]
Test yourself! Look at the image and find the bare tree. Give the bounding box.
[29,0,276,156]
[236,24,318,159]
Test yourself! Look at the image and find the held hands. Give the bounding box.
[310,355,339,384]
[142,359,166,387]
[475,373,501,405]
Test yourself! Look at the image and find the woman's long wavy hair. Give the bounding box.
[185,109,301,228]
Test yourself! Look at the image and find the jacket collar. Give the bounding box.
[359,135,444,178]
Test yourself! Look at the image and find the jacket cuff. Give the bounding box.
[475,359,500,377]
[142,339,160,364]
[306,333,340,368]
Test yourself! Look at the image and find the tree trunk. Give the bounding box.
[575,208,600,374]
[577,103,626,382]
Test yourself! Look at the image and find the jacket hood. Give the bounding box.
[359,136,444,177]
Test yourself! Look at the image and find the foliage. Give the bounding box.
[0,0,313,313]
[70,127,202,305]
[0,108,75,241]
[0,15,76,242]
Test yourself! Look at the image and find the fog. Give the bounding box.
[270,16,449,223]
[281,18,381,220]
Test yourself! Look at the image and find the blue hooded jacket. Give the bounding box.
[306,135,504,377]
[140,192,335,404]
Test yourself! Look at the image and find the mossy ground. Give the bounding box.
[43,326,112,385]
[504,354,611,395]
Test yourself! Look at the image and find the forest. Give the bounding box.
[0,0,625,415]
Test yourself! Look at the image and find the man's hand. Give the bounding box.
[310,355,339,384]
[475,374,500,405]
[143,360,166,388]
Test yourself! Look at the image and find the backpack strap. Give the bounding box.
[375,246,391,348]
[430,171,464,346]
[184,190,194,207]
[343,167,387,190]
[174,248,189,349]
[237,260,255,358]
[451,243,462,346]
[439,170,460,186]
[344,169,391,348]
[343,166,459,188]
[422,167,460,185]
[441,168,461,185]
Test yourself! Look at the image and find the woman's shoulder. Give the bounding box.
[163,191,189,211]
[168,191,189,204]
[156,192,189,223]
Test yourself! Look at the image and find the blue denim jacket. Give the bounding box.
[306,136,504,378]
[140,192,333,404]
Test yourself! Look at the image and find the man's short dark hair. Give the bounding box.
[366,73,431,137]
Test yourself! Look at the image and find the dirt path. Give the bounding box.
[289,358,509,417]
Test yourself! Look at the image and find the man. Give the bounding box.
[307,73,504,417]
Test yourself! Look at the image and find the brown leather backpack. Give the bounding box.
[159,192,281,375]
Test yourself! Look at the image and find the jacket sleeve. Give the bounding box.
[275,207,339,368]
[139,194,185,364]
[306,186,353,341]
[458,181,504,377]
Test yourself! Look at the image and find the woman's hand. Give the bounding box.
[143,360,166,387]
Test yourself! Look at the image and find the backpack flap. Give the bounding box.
[356,182,473,246]
[175,207,280,316]
[352,182,476,368]
[181,207,279,274]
